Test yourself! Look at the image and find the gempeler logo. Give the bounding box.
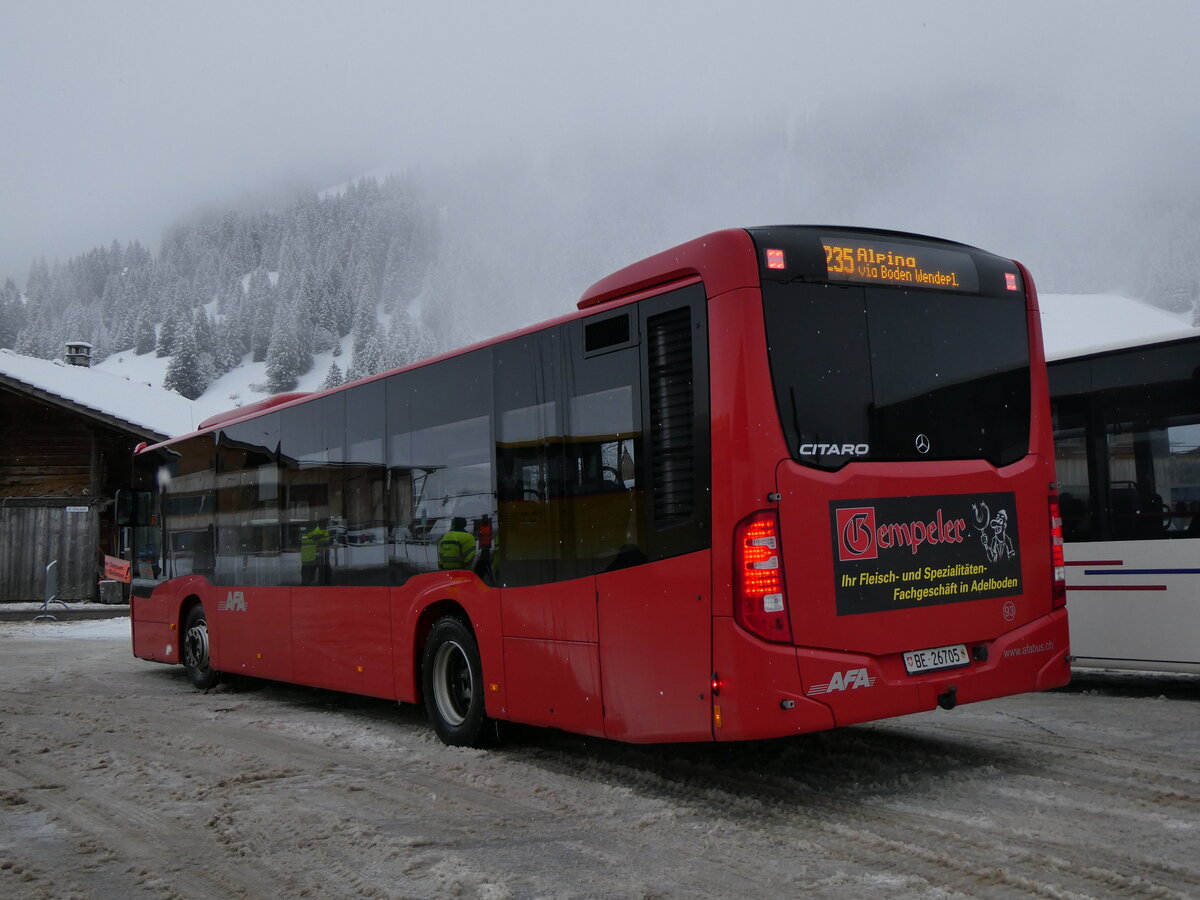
[835,503,969,562]
[836,507,878,561]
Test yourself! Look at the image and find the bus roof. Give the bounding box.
[578,228,757,309]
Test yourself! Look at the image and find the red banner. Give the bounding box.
[104,555,132,584]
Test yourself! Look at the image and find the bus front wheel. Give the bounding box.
[182,604,219,690]
[422,616,489,747]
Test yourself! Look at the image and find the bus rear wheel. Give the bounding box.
[182,604,219,690]
[422,616,489,747]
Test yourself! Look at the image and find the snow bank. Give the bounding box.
[0,616,130,641]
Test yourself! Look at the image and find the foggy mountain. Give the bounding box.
[4,80,1200,409]
[420,84,1200,343]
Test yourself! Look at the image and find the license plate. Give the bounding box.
[903,643,970,675]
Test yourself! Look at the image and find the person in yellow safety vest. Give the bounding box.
[438,517,477,570]
[301,521,332,584]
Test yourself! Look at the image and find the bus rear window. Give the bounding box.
[764,282,1030,469]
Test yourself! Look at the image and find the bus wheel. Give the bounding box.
[422,616,488,747]
[182,604,219,690]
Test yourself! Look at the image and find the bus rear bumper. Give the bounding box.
[797,609,1071,729]
[712,610,1070,739]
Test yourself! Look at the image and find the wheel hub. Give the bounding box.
[184,622,210,672]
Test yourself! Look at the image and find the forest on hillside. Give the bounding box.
[0,176,440,399]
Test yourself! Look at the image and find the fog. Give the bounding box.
[3,1,1199,321]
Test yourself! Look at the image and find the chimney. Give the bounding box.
[64,341,94,367]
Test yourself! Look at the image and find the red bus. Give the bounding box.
[128,226,1070,746]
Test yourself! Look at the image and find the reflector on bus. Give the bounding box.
[1049,492,1066,608]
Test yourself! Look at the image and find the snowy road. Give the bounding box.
[1,618,1197,899]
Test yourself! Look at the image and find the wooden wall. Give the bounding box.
[0,385,145,601]
[0,503,97,601]
[0,390,96,497]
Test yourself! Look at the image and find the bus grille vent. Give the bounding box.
[647,307,694,524]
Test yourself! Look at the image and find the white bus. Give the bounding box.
[1049,329,1200,673]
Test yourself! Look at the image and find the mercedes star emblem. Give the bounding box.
[915,434,931,454]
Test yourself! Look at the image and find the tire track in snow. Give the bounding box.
[509,723,1199,899]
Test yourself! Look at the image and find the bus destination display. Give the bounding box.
[821,236,980,292]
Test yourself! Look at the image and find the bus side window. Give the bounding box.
[495,331,566,586]
[566,316,644,575]
[1103,416,1200,541]
[161,435,217,580]
[216,416,280,586]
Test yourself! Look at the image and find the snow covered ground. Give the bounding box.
[1,617,1196,898]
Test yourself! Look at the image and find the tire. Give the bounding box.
[422,616,489,747]
[182,604,220,690]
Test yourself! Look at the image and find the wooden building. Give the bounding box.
[0,346,197,601]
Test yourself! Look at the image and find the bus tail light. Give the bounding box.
[734,511,793,643]
[1049,491,1066,608]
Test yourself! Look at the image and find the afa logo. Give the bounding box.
[807,667,877,696]
[218,591,247,612]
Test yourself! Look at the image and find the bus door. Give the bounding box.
[590,290,713,742]
[284,386,397,700]
[495,329,604,736]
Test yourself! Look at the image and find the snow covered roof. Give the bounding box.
[1039,293,1195,360]
[0,349,200,440]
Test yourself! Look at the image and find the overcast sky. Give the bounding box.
[2,1,1198,288]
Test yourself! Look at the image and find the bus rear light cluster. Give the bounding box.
[734,511,793,643]
[1049,491,1066,609]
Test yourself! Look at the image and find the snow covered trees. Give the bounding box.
[0,279,25,349]
[265,303,309,393]
[164,317,206,399]
[5,176,438,402]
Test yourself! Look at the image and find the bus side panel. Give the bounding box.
[491,576,602,731]
[131,581,189,664]
[706,286,791,620]
[711,617,834,740]
[391,574,504,707]
[501,637,604,737]
[132,575,217,663]
[500,577,598,643]
[1066,539,1200,673]
[208,586,294,683]
[132,619,179,664]
[291,585,395,700]
[597,551,712,743]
